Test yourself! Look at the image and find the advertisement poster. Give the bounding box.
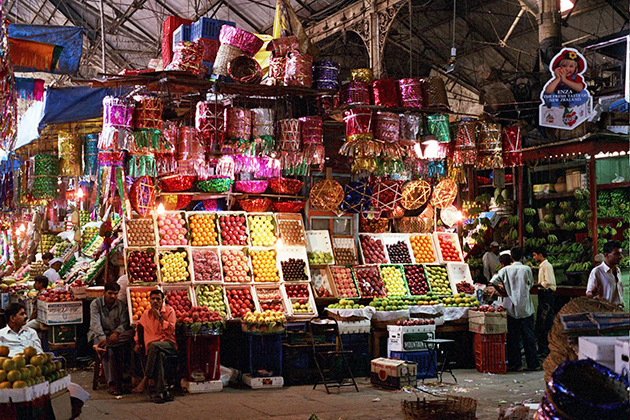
[539,48,592,130]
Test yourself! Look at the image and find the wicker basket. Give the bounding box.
[402,396,477,420]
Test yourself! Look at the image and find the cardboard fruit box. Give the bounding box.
[468,310,507,334]
[37,301,83,325]
[387,324,436,352]
[370,358,418,389]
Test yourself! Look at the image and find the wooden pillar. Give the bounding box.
[588,158,598,256]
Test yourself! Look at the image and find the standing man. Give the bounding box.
[483,242,501,283]
[532,247,556,358]
[43,258,63,284]
[586,241,624,308]
[88,282,133,395]
[491,247,539,372]
[133,290,177,403]
[0,303,44,356]
[25,275,49,331]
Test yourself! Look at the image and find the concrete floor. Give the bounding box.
[69,369,545,420]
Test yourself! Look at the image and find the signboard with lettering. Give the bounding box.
[38,301,83,325]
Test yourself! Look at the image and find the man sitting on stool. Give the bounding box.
[88,282,133,395]
[0,303,43,355]
[133,289,177,403]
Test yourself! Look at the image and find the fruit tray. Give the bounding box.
[247,212,278,247]
[409,233,438,264]
[125,247,159,285]
[194,284,229,316]
[331,236,359,266]
[220,247,254,284]
[358,234,389,265]
[123,217,157,247]
[253,284,291,315]
[403,264,432,296]
[217,212,250,246]
[162,284,196,319]
[157,247,193,284]
[186,211,221,247]
[352,265,386,298]
[277,246,311,282]
[224,285,259,319]
[155,211,190,247]
[283,282,318,318]
[422,264,453,296]
[329,265,361,299]
[306,230,335,266]
[381,233,415,264]
[190,247,223,283]
[127,285,161,324]
[275,213,307,247]
[446,262,475,296]
[249,247,282,283]
[378,264,411,297]
[433,232,464,263]
[310,266,337,298]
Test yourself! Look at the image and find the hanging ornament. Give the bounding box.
[309,179,343,212]
[129,176,156,217]
[340,181,372,214]
[430,178,457,209]
[400,180,432,210]
[372,180,402,211]
[440,205,461,227]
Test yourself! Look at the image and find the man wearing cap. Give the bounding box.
[43,258,63,284]
[483,242,501,283]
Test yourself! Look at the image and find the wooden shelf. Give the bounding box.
[533,192,580,200]
[597,182,630,190]
[479,183,513,189]
[597,217,628,224]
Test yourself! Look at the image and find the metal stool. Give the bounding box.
[422,339,457,383]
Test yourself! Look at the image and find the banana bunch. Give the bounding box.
[545,202,557,210]
[507,215,519,226]
[547,234,558,244]
[567,262,593,272]
[525,223,534,234]
[510,228,518,240]
[524,208,536,216]
[544,214,555,223]
[538,221,554,230]
[559,201,570,210]
[575,221,587,230]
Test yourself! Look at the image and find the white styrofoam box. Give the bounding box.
[578,336,619,363]
[277,245,311,282]
[433,232,464,263]
[446,262,474,296]
[0,381,50,404]
[387,324,436,352]
[161,284,196,307]
[38,300,83,325]
[246,212,278,247]
[182,379,223,393]
[310,266,337,297]
[409,233,438,264]
[253,284,291,316]
[615,338,629,377]
[156,246,193,285]
[224,284,260,319]
[338,319,372,334]
[283,282,318,319]
[127,285,161,325]
[49,375,71,394]
[216,211,251,246]
[358,233,389,265]
[250,246,282,284]
[189,247,223,283]
[381,233,415,264]
[305,230,335,265]
[331,236,359,265]
[242,373,283,389]
[275,213,307,247]
[220,246,254,284]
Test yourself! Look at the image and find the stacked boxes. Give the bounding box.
[172,24,192,51]
[162,16,194,67]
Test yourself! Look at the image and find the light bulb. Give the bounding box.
[157,203,165,215]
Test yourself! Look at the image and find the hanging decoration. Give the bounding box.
[423,76,450,108]
[58,131,81,176]
[309,179,343,212]
[97,150,129,217]
[340,82,370,106]
[223,107,253,154]
[372,78,399,108]
[134,95,164,130]
[312,61,340,90]
[350,68,374,83]
[430,178,458,209]
[502,125,522,166]
[83,133,99,179]
[398,78,424,109]
[284,51,312,87]
[251,108,275,155]
[340,181,372,214]
[425,114,451,143]
[156,121,177,175]
[196,99,225,153]
[33,154,59,200]
[299,116,324,170]
[100,96,134,150]
[340,108,378,172]
[372,180,402,211]
[477,122,503,169]
[400,180,432,210]
[129,175,156,217]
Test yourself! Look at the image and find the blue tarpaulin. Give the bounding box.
[8,25,83,75]
[39,86,114,129]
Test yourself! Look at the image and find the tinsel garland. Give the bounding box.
[127,154,157,178]
[84,134,99,179]
[132,128,161,152]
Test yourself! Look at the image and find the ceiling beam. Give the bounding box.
[463,19,520,71]
[107,0,149,35]
[194,0,223,19]
[603,0,628,21]
[29,0,50,24]
[219,0,263,33]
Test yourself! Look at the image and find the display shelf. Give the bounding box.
[446,262,474,296]
[533,192,582,200]
[433,232,464,263]
[357,233,389,265]
[190,247,223,283]
[127,285,161,325]
[478,183,513,189]
[253,284,291,315]
[157,247,193,285]
[277,246,311,283]
[306,230,335,266]
[596,182,630,190]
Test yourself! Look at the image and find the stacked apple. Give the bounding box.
[159,250,190,283]
[437,234,462,262]
[126,219,155,246]
[38,289,76,302]
[353,266,386,298]
[192,249,222,282]
[130,290,153,321]
[285,283,309,298]
[219,214,248,245]
[186,306,223,324]
[189,213,219,246]
[396,319,435,326]
[256,288,285,312]
[248,215,277,246]
[221,249,251,283]
[80,228,98,249]
[127,250,157,284]
[226,288,255,318]
[242,310,286,333]
[195,284,227,316]
[456,281,475,295]
[0,347,63,389]
[424,265,452,295]
[327,299,364,309]
[292,299,312,314]
[330,266,359,298]
[404,265,430,295]
[251,250,280,282]
[410,235,436,263]
[165,289,193,320]
[157,213,188,246]
[380,265,408,296]
[359,235,388,264]
[280,258,308,281]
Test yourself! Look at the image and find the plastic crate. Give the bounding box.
[191,18,235,41]
[186,335,221,381]
[473,333,507,373]
[341,333,370,350]
[248,334,283,377]
[390,350,437,379]
[172,24,191,50]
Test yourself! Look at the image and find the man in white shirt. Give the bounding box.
[586,240,624,307]
[533,246,556,358]
[491,247,539,372]
[0,303,44,356]
[483,242,501,283]
[43,257,63,284]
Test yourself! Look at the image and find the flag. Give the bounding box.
[272,0,318,57]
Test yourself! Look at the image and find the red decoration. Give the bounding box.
[130,176,156,217]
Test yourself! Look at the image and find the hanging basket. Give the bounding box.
[269,178,303,195]
[238,198,272,212]
[400,180,432,210]
[372,180,403,211]
[430,178,458,209]
[309,179,343,212]
[158,174,196,192]
[340,181,372,214]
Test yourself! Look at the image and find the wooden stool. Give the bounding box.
[92,346,107,390]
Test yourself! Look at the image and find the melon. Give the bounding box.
[12,356,25,369]
[0,370,6,382]
[30,355,44,366]
[12,380,27,389]
[19,367,30,380]
[23,346,37,359]
[26,365,37,377]
[2,359,16,372]
[54,361,62,371]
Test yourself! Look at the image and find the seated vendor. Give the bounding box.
[25,275,49,331]
[0,303,44,356]
[43,257,63,284]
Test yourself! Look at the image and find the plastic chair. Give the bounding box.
[309,318,359,394]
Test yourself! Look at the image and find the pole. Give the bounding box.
[99,0,107,73]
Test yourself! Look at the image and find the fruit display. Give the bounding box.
[83,235,104,257]
[403,265,430,296]
[291,298,313,314]
[157,213,188,246]
[29,261,47,277]
[191,249,222,282]
[221,249,252,283]
[333,247,357,266]
[250,249,280,282]
[597,188,629,218]
[379,265,409,296]
[477,304,505,313]
[58,256,77,278]
[327,299,364,309]
[38,289,76,302]
[41,234,61,253]
[353,266,386,298]
[195,284,227,316]
[219,214,248,245]
[255,287,286,312]
[455,281,475,294]
[359,235,388,264]
[226,287,256,318]
[396,319,435,326]
[330,266,359,298]
[368,297,408,311]
[183,306,224,325]
[280,257,308,281]
[311,268,334,297]
[79,210,91,225]
[159,249,190,283]
[386,240,413,264]
[165,288,193,320]
[189,213,219,246]
[248,214,277,246]
[83,256,106,284]
[423,265,452,296]
[308,251,334,265]
[242,310,286,333]
[127,250,157,284]
[277,218,306,246]
[81,227,99,248]
[125,218,156,246]
[436,233,463,262]
[52,241,70,258]
[129,289,155,321]
[284,283,309,298]
[0,347,64,389]
[441,293,478,308]
[410,235,437,263]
